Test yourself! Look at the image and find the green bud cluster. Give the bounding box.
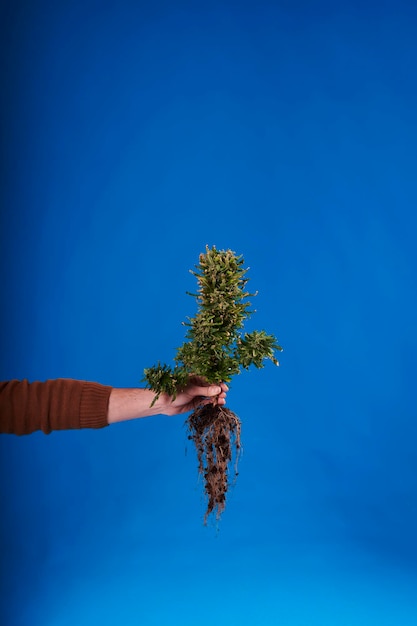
[144,245,282,399]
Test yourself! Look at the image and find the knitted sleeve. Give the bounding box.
[0,379,112,435]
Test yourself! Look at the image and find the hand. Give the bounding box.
[108,377,229,424]
[156,376,229,416]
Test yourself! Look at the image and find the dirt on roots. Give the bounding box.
[186,403,241,523]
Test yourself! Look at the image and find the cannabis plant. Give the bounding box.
[144,245,282,522]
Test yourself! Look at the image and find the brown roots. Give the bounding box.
[186,404,241,523]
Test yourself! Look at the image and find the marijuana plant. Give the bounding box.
[144,245,282,522]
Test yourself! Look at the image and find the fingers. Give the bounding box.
[217,383,228,405]
[183,377,229,410]
[190,382,229,398]
[200,384,221,397]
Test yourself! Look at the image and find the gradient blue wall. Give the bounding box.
[1,1,417,624]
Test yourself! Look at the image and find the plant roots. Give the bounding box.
[186,403,241,523]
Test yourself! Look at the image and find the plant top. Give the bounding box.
[144,245,282,399]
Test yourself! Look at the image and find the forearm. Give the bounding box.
[107,388,168,424]
[0,380,158,434]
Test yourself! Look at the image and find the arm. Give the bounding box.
[108,378,228,424]
[0,378,228,435]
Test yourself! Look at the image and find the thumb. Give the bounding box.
[193,384,221,397]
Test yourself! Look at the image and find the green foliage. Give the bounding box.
[144,245,282,398]
[142,363,190,406]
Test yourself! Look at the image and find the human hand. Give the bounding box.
[156,376,228,416]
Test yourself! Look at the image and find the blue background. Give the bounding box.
[1,1,417,624]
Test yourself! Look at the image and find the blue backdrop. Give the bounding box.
[1,1,417,624]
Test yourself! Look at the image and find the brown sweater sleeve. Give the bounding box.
[0,379,112,435]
